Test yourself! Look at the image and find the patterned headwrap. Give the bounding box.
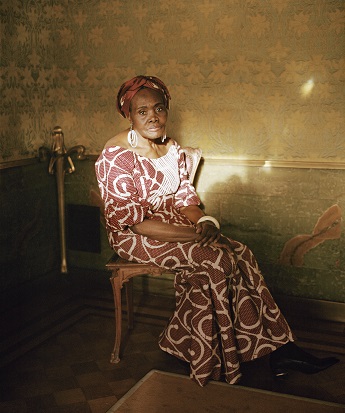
[116,75,171,118]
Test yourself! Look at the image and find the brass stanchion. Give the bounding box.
[39,126,86,273]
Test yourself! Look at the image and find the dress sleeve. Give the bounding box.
[174,143,201,209]
[95,147,151,232]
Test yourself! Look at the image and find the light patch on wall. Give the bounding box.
[263,160,272,169]
[197,164,251,194]
[300,78,314,97]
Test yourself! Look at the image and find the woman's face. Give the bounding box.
[129,88,168,140]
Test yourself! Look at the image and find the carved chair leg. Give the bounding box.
[109,272,122,363]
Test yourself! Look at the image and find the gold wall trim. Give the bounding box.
[62,155,345,170]
[205,158,345,170]
[2,156,345,171]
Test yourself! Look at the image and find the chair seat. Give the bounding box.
[106,255,171,281]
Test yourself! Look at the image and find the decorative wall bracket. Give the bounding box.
[39,126,86,273]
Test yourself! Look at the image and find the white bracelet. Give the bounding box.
[197,215,220,229]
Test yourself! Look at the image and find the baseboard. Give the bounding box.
[273,294,345,355]
[275,294,345,324]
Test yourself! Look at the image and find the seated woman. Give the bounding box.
[95,75,338,387]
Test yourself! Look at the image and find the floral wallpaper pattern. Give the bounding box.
[1,0,344,163]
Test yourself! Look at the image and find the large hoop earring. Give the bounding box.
[128,124,138,148]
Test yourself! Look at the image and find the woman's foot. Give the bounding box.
[270,342,339,377]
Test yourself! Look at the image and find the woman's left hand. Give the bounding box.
[195,221,221,246]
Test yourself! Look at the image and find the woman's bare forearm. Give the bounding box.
[130,219,198,242]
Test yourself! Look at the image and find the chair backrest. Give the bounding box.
[182,147,202,184]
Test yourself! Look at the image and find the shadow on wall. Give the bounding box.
[90,167,343,270]
[90,188,105,228]
[198,166,345,302]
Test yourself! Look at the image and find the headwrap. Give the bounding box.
[116,75,171,118]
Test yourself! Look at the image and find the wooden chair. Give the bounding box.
[106,147,202,363]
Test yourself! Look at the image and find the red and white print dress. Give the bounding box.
[95,140,294,386]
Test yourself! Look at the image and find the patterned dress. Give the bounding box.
[95,140,294,386]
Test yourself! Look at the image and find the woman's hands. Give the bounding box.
[195,221,221,246]
[180,206,223,247]
[131,218,233,254]
[195,223,234,256]
[132,205,231,250]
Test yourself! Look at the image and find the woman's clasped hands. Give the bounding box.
[195,221,234,255]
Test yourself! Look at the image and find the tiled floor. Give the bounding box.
[0,270,344,412]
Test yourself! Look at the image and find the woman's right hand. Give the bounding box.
[195,221,221,246]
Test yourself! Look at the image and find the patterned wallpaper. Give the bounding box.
[1,0,344,163]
